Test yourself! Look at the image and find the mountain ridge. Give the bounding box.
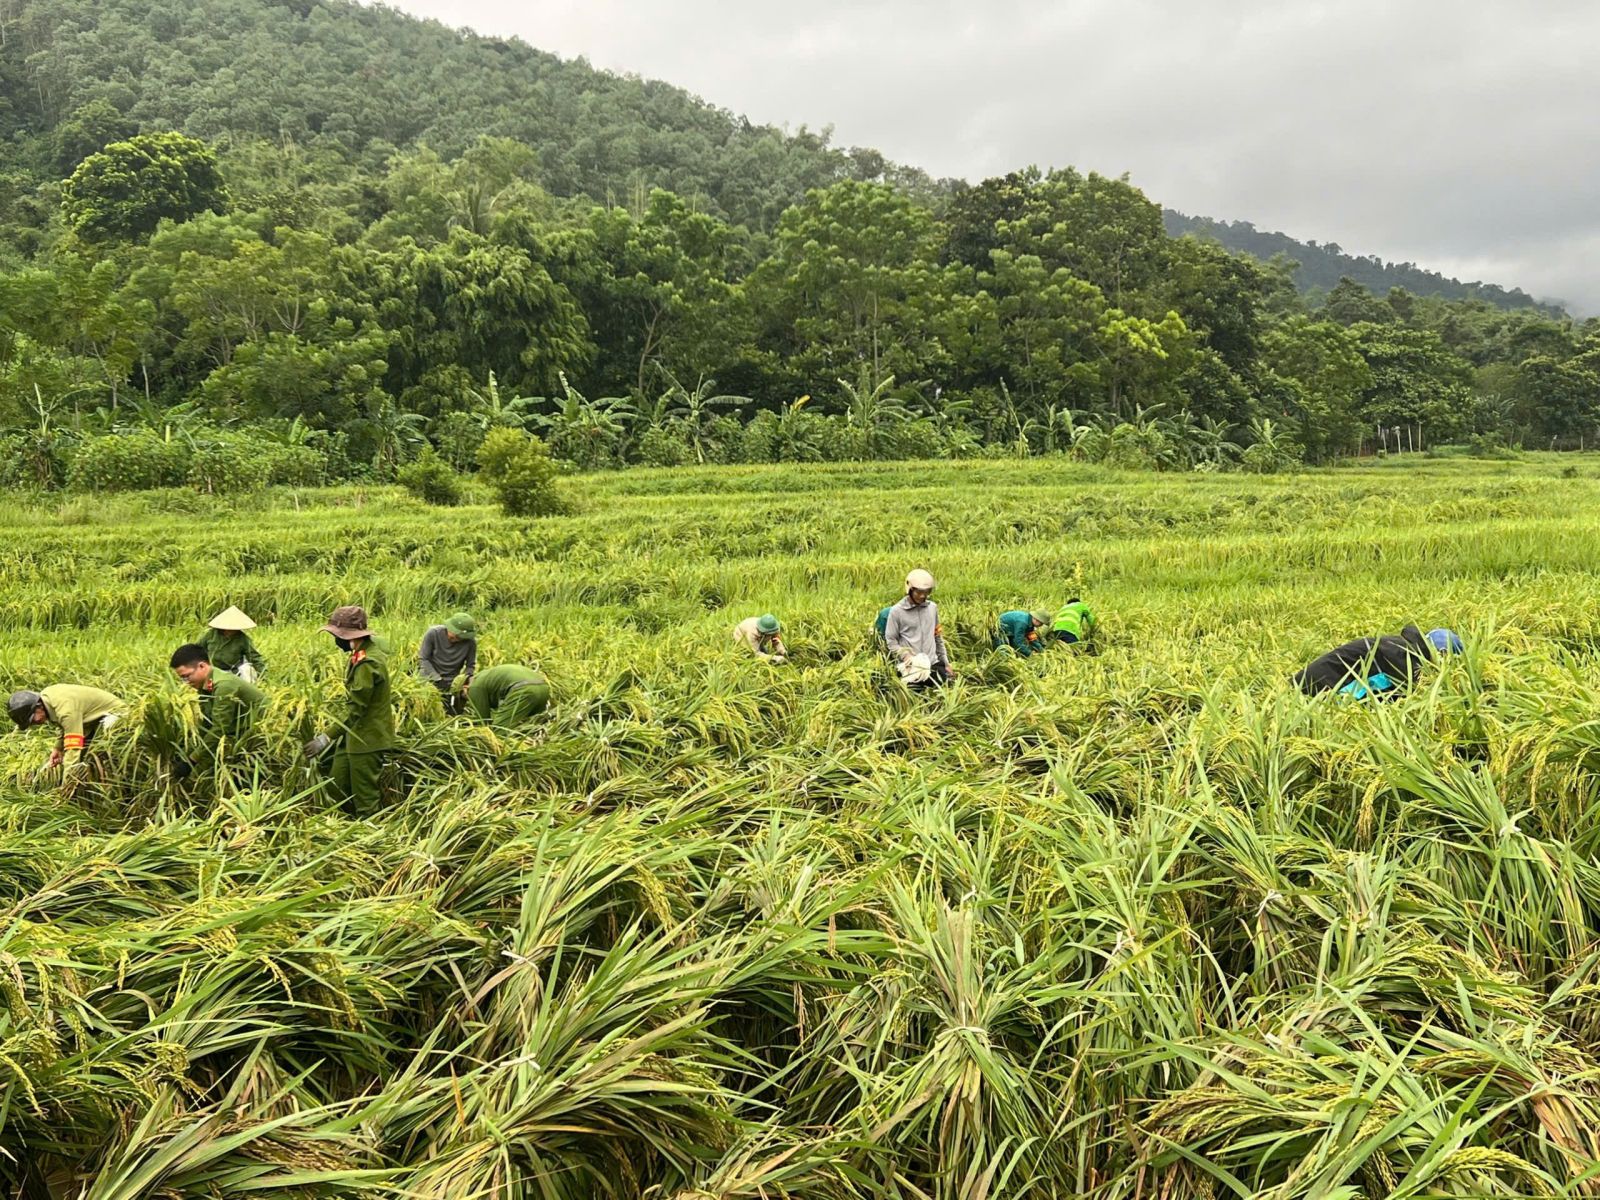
[1163,209,1563,316]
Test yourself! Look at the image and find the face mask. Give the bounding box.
[334,636,353,652]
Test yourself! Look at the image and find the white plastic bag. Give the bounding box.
[898,653,933,684]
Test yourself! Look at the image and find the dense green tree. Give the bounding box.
[979,250,1103,412]
[942,170,1038,269]
[1260,318,1370,462]
[50,100,136,175]
[1319,277,1398,327]
[391,226,594,410]
[0,257,151,406]
[1349,323,1474,438]
[578,190,743,397]
[199,327,392,428]
[1001,171,1168,308]
[746,180,948,390]
[1512,356,1600,441]
[62,132,227,244]
[1160,236,1269,376]
[365,138,549,249]
[1093,309,1193,417]
[52,99,137,174]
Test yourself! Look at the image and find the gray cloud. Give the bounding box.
[388,0,1600,312]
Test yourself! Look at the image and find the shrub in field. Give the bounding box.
[1240,417,1304,474]
[636,424,692,468]
[477,427,569,516]
[68,430,187,491]
[187,431,274,494]
[397,446,465,505]
[736,410,780,463]
[263,442,327,485]
[431,410,487,470]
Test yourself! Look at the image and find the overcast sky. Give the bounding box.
[386,0,1600,313]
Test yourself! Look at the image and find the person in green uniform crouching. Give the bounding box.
[1051,597,1096,646]
[8,684,122,775]
[202,606,267,681]
[168,643,266,779]
[995,610,1051,657]
[318,605,394,815]
[467,665,550,730]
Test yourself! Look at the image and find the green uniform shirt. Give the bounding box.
[1053,601,1094,641]
[198,671,266,751]
[40,684,121,767]
[467,665,549,725]
[339,640,395,755]
[997,610,1041,657]
[201,628,267,677]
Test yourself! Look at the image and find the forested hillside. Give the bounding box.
[1164,210,1562,315]
[0,0,947,235]
[3,0,1600,496]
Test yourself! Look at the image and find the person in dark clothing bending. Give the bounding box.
[1295,625,1463,698]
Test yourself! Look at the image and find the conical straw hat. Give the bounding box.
[209,605,257,631]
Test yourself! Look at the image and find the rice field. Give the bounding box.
[7,454,1600,1197]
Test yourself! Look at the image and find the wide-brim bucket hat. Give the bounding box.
[321,605,374,639]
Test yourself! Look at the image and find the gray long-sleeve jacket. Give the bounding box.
[418,625,477,684]
[885,597,949,668]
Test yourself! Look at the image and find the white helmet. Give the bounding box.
[905,568,936,593]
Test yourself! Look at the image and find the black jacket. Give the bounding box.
[1295,625,1432,695]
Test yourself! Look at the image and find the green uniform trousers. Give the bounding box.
[329,748,387,816]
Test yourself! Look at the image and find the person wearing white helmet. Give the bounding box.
[885,568,955,687]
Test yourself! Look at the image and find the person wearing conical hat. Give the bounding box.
[201,606,266,682]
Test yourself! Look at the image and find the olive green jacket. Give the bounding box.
[198,671,266,752]
[467,665,548,724]
[201,628,267,677]
[339,640,395,755]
